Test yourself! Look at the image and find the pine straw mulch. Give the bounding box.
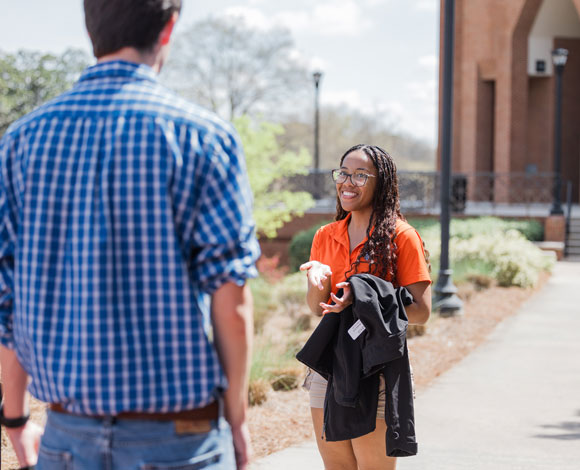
[1,273,548,469]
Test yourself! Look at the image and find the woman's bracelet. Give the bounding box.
[0,404,30,428]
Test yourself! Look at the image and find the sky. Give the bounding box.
[0,0,440,146]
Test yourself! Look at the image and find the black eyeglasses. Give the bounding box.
[331,169,376,187]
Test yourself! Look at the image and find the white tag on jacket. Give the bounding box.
[348,319,366,340]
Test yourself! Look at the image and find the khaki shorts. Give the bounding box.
[303,369,386,420]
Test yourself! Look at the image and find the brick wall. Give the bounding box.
[437,0,580,203]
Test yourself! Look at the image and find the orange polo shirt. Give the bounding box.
[309,215,431,298]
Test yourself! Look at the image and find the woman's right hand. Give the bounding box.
[299,261,332,290]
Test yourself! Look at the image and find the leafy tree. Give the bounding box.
[234,115,315,238]
[0,49,90,136]
[163,17,310,121]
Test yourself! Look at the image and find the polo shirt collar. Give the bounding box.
[78,60,158,84]
[330,213,352,250]
[330,213,377,253]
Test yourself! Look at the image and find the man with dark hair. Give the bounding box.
[84,0,183,58]
[0,1,260,469]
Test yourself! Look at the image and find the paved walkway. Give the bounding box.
[250,259,580,469]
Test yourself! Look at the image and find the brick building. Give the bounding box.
[439,0,580,203]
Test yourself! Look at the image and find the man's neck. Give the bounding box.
[97,47,162,73]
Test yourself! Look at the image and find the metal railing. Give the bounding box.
[291,170,565,216]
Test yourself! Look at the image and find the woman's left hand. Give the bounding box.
[319,282,352,314]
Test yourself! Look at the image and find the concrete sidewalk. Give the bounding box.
[250,259,580,470]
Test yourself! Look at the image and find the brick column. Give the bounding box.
[544,215,566,242]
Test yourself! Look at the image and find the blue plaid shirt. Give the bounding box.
[0,61,260,415]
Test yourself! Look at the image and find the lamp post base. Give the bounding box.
[434,293,464,317]
[434,269,464,317]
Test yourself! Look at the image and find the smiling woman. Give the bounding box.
[299,144,432,470]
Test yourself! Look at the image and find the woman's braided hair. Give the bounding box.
[336,144,403,282]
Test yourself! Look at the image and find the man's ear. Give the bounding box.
[159,12,178,46]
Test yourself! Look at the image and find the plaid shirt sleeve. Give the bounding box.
[186,126,260,294]
[0,135,17,349]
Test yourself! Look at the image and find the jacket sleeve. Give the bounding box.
[383,342,418,457]
[295,312,340,379]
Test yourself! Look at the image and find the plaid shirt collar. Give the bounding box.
[78,59,159,84]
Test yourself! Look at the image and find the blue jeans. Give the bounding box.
[37,410,236,470]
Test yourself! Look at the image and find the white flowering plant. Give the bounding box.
[412,218,554,288]
[449,229,554,288]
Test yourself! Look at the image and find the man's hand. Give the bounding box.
[1,346,41,468]
[5,421,43,468]
[319,281,352,314]
[231,422,252,470]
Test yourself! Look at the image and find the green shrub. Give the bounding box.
[250,340,299,383]
[250,272,307,333]
[502,219,544,241]
[447,217,543,241]
[413,217,553,287]
[250,342,274,383]
[249,276,278,333]
[406,217,439,234]
[288,221,331,271]
[450,229,554,287]
[451,257,496,284]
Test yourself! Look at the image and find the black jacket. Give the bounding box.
[296,273,418,457]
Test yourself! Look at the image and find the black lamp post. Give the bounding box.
[313,71,323,172]
[549,47,568,216]
[434,0,463,317]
